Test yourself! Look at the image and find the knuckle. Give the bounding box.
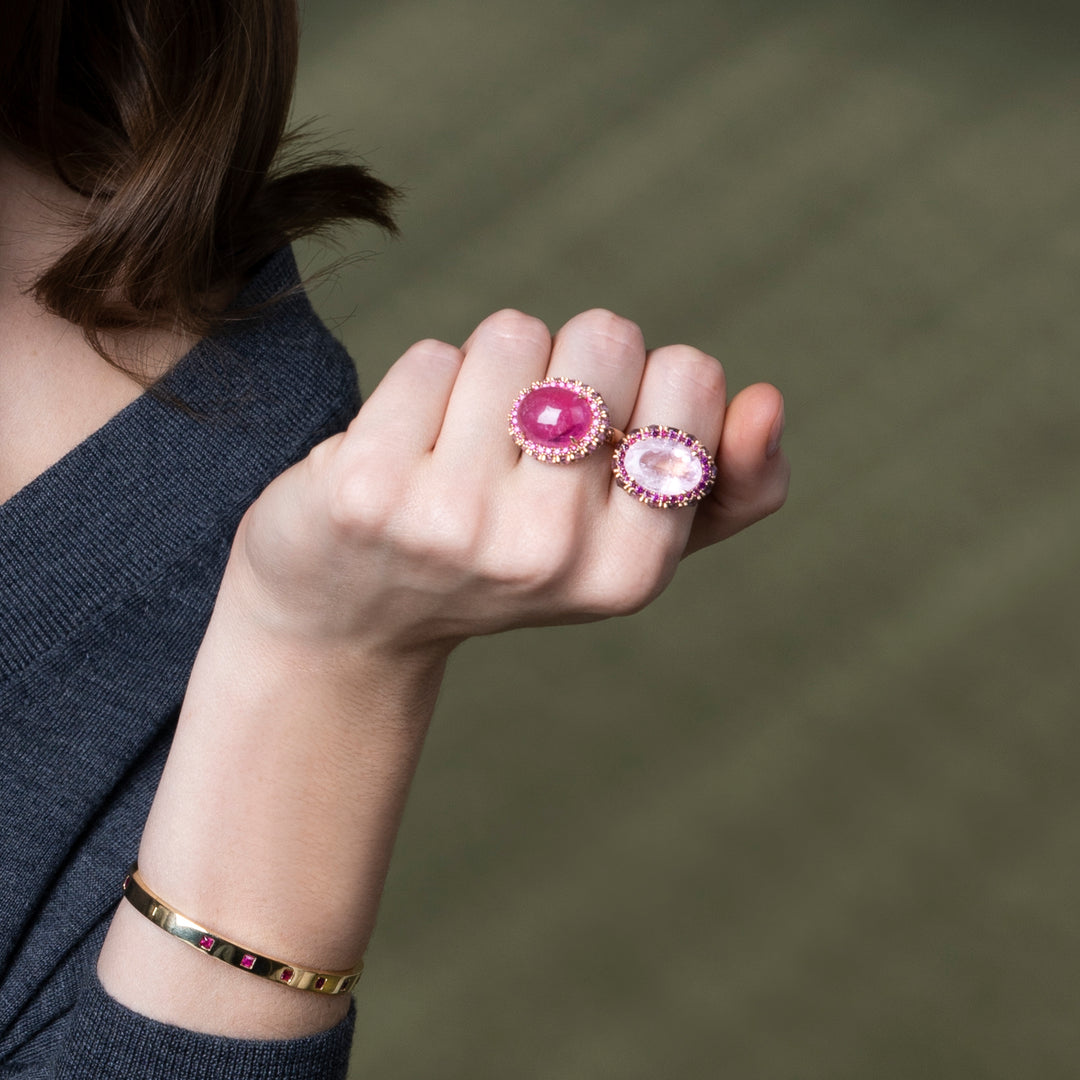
[479,308,550,350]
[411,496,483,565]
[485,508,579,589]
[657,344,726,399]
[581,578,656,620]
[432,521,482,567]
[575,308,644,352]
[493,538,573,592]
[327,464,392,537]
[402,338,463,368]
[577,551,670,620]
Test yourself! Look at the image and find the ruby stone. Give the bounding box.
[517,385,595,450]
[241,954,256,970]
[199,935,215,951]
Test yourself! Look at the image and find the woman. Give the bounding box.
[0,1,789,1076]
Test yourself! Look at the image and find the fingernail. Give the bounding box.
[766,400,785,459]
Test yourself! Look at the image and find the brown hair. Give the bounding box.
[1,0,398,379]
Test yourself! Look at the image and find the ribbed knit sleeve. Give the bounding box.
[48,977,355,1079]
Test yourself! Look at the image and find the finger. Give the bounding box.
[344,338,464,460]
[558,344,725,617]
[504,309,648,513]
[545,309,647,434]
[686,382,789,552]
[622,343,727,450]
[437,309,553,468]
[607,344,727,541]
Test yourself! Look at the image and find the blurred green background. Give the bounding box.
[294,2,1080,1077]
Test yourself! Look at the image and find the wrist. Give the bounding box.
[216,535,459,674]
[103,554,453,1035]
[138,590,448,935]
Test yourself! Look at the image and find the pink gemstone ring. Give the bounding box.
[612,426,717,508]
[509,377,613,463]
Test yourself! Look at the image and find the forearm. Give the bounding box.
[92,305,788,1046]
[97,564,448,1039]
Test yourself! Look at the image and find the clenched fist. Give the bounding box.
[227,308,789,653]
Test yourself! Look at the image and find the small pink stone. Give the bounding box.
[624,437,703,497]
[517,385,595,449]
[315,977,327,990]
[280,968,294,982]
[199,935,215,951]
[241,954,256,970]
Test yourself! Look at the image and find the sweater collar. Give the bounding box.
[0,247,357,686]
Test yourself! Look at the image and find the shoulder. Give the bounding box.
[161,248,361,446]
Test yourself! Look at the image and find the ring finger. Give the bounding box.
[507,308,647,503]
[609,343,727,527]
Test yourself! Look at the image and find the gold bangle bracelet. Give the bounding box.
[122,863,364,995]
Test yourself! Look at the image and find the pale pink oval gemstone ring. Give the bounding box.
[508,378,611,463]
[612,426,717,508]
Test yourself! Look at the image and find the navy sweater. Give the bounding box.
[0,249,358,1077]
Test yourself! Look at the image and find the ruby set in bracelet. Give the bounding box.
[122,863,364,995]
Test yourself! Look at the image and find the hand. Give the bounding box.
[226,309,789,654]
[100,310,788,1038]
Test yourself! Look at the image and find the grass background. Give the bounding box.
[293,2,1080,1076]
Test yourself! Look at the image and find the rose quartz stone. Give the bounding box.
[517,385,594,448]
[624,437,703,496]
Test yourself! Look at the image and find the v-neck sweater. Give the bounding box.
[0,248,359,1077]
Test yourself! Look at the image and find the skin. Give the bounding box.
[0,150,196,500]
[2,149,789,1040]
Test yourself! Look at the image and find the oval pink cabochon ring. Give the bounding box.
[508,378,612,463]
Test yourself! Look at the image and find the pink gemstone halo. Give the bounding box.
[612,425,717,509]
[508,377,612,463]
